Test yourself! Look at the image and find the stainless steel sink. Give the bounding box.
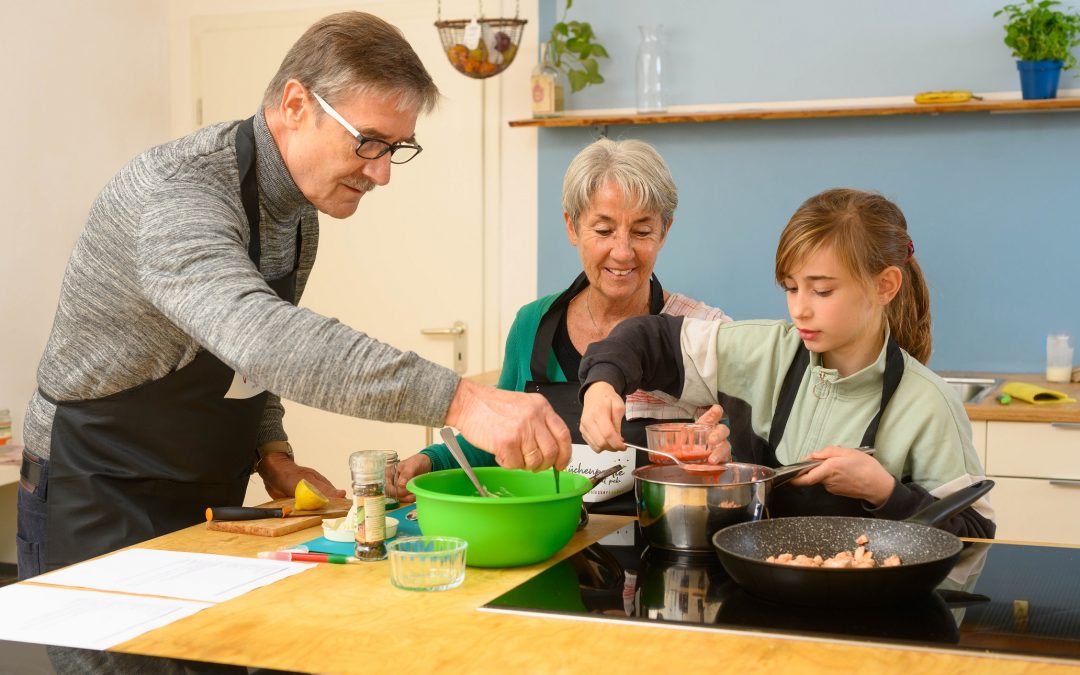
[941,377,1000,404]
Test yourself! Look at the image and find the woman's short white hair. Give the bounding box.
[562,138,678,231]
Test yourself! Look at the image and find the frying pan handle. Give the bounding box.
[905,479,995,528]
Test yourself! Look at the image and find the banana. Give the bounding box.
[913,90,983,104]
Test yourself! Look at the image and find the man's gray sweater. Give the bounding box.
[24,110,460,459]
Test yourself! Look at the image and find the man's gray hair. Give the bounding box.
[562,138,678,230]
[262,11,440,114]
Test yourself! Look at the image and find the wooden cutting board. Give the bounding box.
[206,497,353,537]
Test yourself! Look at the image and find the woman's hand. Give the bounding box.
[390,453,432,504]
[787,446,895,506]
[580,382,626,452]
[695,404,732,464]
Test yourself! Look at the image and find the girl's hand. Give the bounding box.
[787,445,895,506]
[580,382,626,452]
[695,404,732,464]
[390,453,432,504]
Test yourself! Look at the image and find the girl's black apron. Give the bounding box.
[525,272,691,515]
[42,117,300,570]
[757,336,906,517]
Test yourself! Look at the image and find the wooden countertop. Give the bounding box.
[951,372,1080,423]
[21,516,1077,674]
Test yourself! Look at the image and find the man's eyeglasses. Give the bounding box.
[311,92,422,165]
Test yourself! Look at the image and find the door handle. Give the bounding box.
[420,321,467,374]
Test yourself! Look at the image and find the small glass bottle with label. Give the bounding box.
[349,450,387,561]
[531,42,564,116]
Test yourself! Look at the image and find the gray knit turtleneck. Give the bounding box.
[24,109,459,459]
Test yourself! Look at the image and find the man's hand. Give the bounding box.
[444,380,571,471]
[695,404,732,464]
[257,451,346,500]
[579,381,626,452]
[787,445,895,506]
[390,453,432,504]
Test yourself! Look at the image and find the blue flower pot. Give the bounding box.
[1016,59,1063,100]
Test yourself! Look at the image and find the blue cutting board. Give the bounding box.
[301,503,420,555]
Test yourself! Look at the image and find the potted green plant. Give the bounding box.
[995,0,1080,99]
[531,0,609,113]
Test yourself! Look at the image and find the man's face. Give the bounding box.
[285,89,419,219]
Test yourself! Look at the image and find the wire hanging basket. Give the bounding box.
[435,0,527,79]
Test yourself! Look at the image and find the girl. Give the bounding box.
[578,188,994,537]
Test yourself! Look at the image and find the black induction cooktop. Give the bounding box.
[482,525,1080,663]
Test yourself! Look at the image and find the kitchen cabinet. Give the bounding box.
[984,420,1080,545]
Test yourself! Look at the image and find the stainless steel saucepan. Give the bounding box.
[633,450,875,552]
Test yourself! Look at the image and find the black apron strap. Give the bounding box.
[764,344,811,464]
[860,337,905,448]
[235,116,261,267]
[530,273,665,382]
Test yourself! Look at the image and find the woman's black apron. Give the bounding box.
[525,272,691,516]
[41,117,300,570]
[748,337,906,517]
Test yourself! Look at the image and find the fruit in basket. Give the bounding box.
[479,61,498,75]
[447,43,469,68]
[502,44,517,64]
[468,43,487,64]
[494,31,512,53]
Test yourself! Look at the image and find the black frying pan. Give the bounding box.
[711,479,994,608]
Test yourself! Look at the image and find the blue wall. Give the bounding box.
[536,0,1080,372]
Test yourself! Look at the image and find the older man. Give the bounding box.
[18,11,569,577]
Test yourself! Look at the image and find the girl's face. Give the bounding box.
[782,244,900,376]
[566,181,669,305]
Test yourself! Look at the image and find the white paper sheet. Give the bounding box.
[0,584,212,650]
[32,548,315,603]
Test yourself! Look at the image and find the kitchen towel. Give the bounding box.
[1000,381,1077,405]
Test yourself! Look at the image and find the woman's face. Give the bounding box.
[565,181,669,304]
[782,244,900,376]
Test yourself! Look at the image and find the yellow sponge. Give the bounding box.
[1000,382,1076,405]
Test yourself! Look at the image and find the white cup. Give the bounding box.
[1046,333,1074,383]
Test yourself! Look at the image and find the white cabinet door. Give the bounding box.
[985,421,1080,545]
[191,3,487,498]
[983,476,1080,545]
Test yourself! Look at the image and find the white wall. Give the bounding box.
[0,0,171,563]
[0,0,172,445]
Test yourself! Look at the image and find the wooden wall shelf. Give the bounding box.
[508,96,1080,129]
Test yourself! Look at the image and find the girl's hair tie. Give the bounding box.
[907,239,914,261]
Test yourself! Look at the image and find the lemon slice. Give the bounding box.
[294,479,329,511]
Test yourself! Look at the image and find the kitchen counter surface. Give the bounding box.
[18,515,1078,674]
[950,372,1080,423]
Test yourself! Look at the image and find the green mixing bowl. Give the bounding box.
[407,467,592,568]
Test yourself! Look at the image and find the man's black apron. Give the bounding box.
[525,272,691,515]
[41,117,300,570]
[753,337,906,517]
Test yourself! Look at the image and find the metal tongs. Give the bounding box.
[440,427,492,497]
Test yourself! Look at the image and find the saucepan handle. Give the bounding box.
[772,447,877,487]
[905,479,995,527]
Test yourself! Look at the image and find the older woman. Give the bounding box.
[393,138,732,512]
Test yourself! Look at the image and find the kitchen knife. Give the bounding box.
[205,502,352,522]
[206,506,292,521]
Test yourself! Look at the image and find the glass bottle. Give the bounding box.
[636,25,666,114]
[531,42,565,115]
[349,450,387,561]
[383,450,400,510]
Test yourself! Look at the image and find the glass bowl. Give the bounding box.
[387,536,467,591]
[645,422,714,464]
